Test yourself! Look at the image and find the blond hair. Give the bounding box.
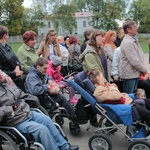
[56,36,64,42]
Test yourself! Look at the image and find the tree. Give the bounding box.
[21,6,45,34]
[0,0,24,35]
[129,0,150,33]
[72,0,126,31]
[50,2,77,34]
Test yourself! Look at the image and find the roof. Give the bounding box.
[75,12,93,18]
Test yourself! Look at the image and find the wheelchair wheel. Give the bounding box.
[0,130,19,150]
[55,115,64,126]
[88,134,112,150]
[128,140,150,150]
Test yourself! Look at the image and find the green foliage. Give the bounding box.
[50,2,77,34]
[21,7,45,34]
[10,43,22,54]
[72,0,126,31]
[129,0,150,33]
[0,0,24,35]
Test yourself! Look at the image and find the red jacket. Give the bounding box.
[46,60,63,82]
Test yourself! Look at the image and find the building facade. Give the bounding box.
[38,12,93,36]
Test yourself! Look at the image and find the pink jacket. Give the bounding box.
[46,60,63,82]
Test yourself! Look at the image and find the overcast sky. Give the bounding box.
[23,0,32,8]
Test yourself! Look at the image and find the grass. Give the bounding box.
[10,43,22,54]
[10,37,150,54]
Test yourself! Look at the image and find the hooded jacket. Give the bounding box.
[46,60,63,83]
[79,44,109,81]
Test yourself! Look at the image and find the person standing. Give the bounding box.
[104,30,117,81]
[114,27,125,47]
[120,20,147,93]
[80,27,95,53]
[56,35,69,76]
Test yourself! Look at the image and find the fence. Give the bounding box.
[8,34,150,44]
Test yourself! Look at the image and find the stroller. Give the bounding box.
[65,71,150,150]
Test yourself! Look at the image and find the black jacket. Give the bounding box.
[0,43,21,79]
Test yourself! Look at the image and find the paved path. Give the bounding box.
[3,53,150,150]
[62,53,150,150]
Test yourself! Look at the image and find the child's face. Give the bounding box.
[138,92,145,99]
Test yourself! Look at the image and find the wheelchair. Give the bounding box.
[66,71,150,150]
[0,109,68,150]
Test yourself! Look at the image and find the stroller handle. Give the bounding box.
[63,72,77,81]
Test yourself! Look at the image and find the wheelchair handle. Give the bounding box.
[63,72,77,81]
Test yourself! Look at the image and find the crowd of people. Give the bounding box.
[0,19,150,149]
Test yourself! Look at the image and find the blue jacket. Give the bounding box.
[25,65,52,96]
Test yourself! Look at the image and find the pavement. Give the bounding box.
[3,53,150,150]
[57,53,150,150]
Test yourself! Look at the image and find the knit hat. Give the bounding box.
[52,55,62,66]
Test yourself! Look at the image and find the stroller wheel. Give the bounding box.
[69,122,80,134]
[55,115,64,126]
[88,134,112,150]
[128,140,150,150]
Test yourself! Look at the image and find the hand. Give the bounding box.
[4,76,13,85]
[11,110,15,117]
[48,80,53,85]
[14,66,23,76]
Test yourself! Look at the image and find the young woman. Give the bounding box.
[37,28,61,60]
[104,30,117,81]
[79,29,109,82]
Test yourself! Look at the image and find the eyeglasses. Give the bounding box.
[50,34,56,36]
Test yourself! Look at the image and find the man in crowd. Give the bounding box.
[0,69,79,150]
[120,20,147,93]
[25,57,78,122]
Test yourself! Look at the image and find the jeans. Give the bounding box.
[50,93,75,118]
[122,78,139,93]
[15,111,69,150]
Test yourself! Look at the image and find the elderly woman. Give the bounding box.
[37,28,61,60]
[17,30,38,74]
[79,29,109,82]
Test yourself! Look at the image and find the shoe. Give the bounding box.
[68,145,79,150]
[69,96,78,104]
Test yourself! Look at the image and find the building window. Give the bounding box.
[48,22,51,28]
[83,21,86,27]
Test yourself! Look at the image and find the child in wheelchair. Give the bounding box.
[0,69,79,150]
[46,55,78,105]
[88,70,150,127]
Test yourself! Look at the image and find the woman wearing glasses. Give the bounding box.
[37,28,61,60]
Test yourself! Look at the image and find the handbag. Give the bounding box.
[71,45,83,72]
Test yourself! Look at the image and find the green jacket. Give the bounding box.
[79,44,107,80]
[17,44,38,73]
